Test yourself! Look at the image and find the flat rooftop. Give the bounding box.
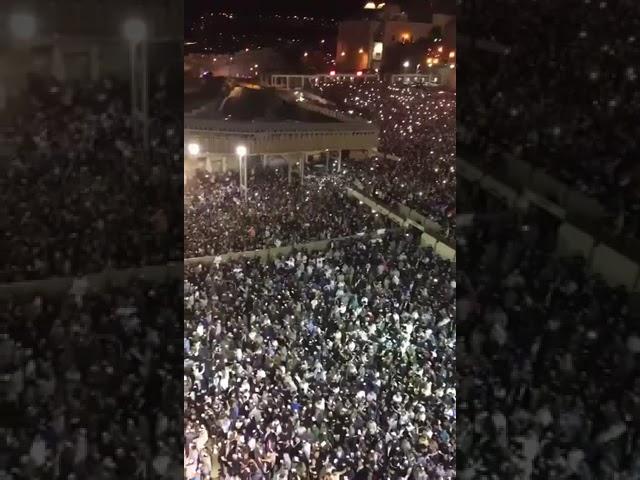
[185,78,340,123]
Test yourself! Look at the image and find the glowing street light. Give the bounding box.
[341,51,346,56]
[236,145,248,202]
[9,12,37,40]
[403,60,410,69]
[123,18,147,43]
[303,52,308,57]
[123,18,149,152]
[187,143,200,156]
[449,51,455,59]
[358,48,364,54]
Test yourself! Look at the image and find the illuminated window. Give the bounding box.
[372,42,383,60]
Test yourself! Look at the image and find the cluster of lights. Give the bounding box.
[425,48,455,68]
[339,47,369,58]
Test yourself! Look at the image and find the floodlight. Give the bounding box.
[123,18,147,43]
[187,143,200,156]
[9,13,36,40]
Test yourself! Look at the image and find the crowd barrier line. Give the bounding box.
[458,156,640,291]
[0,186,457,298]
[346,187,455,262]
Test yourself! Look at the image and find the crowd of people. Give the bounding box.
[182,75,458,479]
[183,78,456,261]
[184,168,392,258]
[311,79,456,238]
[0,61,186,477]
[458,0,640,237]
[456,4,640,474]
[0,72,183,282]
[1,276,183,479]
[457,178,640,479]
[185,231,456,479]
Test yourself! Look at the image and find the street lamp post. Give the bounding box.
[123,18,148,152]
[128,41,138,138]
[236,145,248,202]
[6,13,37,110]
[141,39,149,152]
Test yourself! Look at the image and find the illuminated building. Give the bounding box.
[335,1,454,72]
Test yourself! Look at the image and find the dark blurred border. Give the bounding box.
[0,0,184,477]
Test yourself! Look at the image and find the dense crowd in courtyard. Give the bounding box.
[312,79,455,237]
[185,168,392,258]
[457,179,640,479]
[1,277,183,479]
[185,232,456,479]
[458,0,640,237]
[0,73,182,282]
